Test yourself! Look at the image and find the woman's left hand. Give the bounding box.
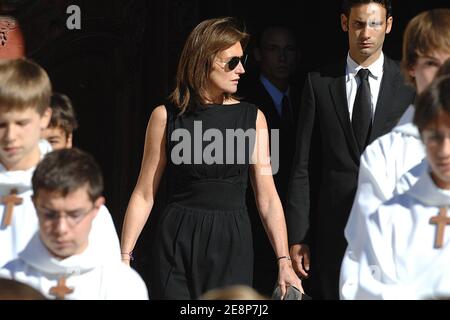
[277,258,304,299]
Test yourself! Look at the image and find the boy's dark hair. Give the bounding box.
[414,75,450,132]
[49,93,78,136]
[32,148,103,202]
[341,0,392,18]
[0,279,46,300]
[0,58,51,115]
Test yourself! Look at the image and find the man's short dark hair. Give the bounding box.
[32,148,103,202]
[414,75,450,132]
[255,23,298,50]
[341,0,392,18]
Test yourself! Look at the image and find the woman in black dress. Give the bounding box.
[120,17,302,299]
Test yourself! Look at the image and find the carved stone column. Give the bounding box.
[0,16,25,59]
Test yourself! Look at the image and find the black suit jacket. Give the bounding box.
[285,57,415,299]
[240,75,303,201]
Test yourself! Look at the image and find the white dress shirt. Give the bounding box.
[346,53,384,121]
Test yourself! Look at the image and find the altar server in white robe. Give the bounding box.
[0,148,149,300]
[342,75,450,300]
[0,59,120,268]
[340,9,450,299]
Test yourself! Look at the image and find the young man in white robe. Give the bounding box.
[340,9,450,299]
[0,59,120,268]
[0,148,149,299]
[342,75,450,300]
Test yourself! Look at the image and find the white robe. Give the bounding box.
[340,106,429,299]
[0,233,148,300]
[341,171,450,299]
[0,140,121,268]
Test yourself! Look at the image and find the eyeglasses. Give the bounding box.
[217,55,247,71]
[422,130,450,146]
[37,205,96,227]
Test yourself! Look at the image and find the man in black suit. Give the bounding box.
[239,24,303,295]
[241,24,303,203]
[285,0,415,300]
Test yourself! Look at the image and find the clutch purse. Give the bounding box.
[272,285,312,300]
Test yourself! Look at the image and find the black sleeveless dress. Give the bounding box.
[150,102,258,299]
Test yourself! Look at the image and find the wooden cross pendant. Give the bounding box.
[429,207,450,249]
[1,188,23,228]
[49,277,74,300]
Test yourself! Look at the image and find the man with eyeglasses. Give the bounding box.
[340,75,450,300]
[0,148,148,300]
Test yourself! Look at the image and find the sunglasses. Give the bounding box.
[219,55,248,71]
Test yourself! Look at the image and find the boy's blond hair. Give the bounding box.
[0,58,51,115]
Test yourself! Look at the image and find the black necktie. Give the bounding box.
[352,68,372,153]
[281,94,293,128]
